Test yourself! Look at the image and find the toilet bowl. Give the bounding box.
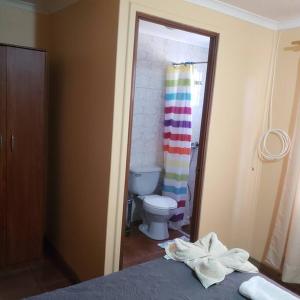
[128,166,178,240]
[138,195,177,240]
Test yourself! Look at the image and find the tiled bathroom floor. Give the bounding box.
[122,223,183,269]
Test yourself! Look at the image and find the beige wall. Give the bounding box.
[254,27,300,261]
[106,0,276,272]
[0,0,119,280]
[47,0,119,280]
[3,0,298,279]
[0,2,49,49]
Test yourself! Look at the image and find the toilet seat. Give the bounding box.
[143,195,177,210]
[138,194,177,240]
[129,165,178,240]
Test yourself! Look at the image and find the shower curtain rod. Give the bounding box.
[172,61,208,66]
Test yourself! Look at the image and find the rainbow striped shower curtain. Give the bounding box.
[163,64,193,229]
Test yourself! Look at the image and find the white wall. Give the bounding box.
[188,63,207,219]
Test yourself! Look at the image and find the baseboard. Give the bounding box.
[44,238,80,284]
[249,256,261,269]
[250,256,283,279]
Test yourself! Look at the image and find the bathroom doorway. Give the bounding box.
[120,13,218,269]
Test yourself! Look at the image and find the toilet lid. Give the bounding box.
[143,195,177,209]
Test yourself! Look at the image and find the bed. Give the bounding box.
[26,258,296,300]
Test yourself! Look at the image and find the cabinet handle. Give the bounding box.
[11,135,15,152]
[0,135,2,149]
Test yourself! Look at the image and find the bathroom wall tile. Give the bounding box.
[130,32,209,204]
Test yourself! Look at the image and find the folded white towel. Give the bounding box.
[239,276,299,300]
[165,232,258,288]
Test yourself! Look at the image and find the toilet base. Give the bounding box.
[139,222,169,241]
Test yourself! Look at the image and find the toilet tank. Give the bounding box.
[129,166,162,195]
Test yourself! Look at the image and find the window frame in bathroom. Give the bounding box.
[120,12,219,269]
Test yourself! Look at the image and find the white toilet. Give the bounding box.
[129,166,177,240]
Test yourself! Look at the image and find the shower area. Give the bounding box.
[127,19,210,239]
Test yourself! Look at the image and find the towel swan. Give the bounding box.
[165,232,258,288]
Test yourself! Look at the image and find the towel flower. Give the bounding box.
[165,232,258,288]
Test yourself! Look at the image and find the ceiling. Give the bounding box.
[186,0,300,29]
[3,0,79,13]
[139,20,210,48]
[218,0,300,21]
[3,0,300,29]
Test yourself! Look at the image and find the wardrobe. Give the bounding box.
[0,44,47,267]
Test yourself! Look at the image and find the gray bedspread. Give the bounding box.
[27,258,258,299]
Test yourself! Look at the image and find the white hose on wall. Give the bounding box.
[258,33,291,161]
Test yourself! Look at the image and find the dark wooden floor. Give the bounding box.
[0,256,74,300]
[182,224,191,235]
[122,223,183,269]
[1,230,298,299]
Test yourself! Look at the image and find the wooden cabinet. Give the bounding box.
[0,45,46,267]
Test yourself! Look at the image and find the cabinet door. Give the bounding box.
[6,47,46,265]
[0,46,6,267]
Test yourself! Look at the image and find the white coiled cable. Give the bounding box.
[258,129,290,161]
[258,33,291,161]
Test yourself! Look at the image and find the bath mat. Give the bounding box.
[158,236,189,249]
